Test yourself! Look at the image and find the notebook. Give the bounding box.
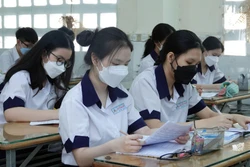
[30,120,59,126]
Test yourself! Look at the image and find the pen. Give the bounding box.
[212,104,222,115]
[119,130,128,136]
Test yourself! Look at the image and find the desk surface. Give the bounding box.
[94,138,250,167]
[203,90,250,105]
[0,123,59,150]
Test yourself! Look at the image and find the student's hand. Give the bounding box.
[232,114,250,130]
[195,85,203,96]
[205,115,233,129]
[111,134,143,153]
[175,133,190,144]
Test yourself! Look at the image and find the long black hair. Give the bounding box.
[142,23,175,58]
[4,30,75,96]
[77,27,133,65]
[156,30,204,65]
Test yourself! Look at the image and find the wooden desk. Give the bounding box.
[0,123,60,167]
[94,138,250,167]
[203,91,250,105]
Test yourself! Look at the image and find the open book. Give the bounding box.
[30,120,59,126]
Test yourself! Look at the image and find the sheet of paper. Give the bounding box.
[228,124,250,133]
[121,142,186,158]
[201,92,217,99]
[143,122,192,145]
[30,120,59,126]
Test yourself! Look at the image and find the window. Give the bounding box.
[19,15,32,27]
[224,0,247,56]
[4,15,17,28]
[33,0,47,6]
[0,0,117,51]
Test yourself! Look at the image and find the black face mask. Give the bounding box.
[171,59,197,84]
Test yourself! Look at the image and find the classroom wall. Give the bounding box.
[115,0,250,83]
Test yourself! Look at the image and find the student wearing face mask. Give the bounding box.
[0,27,38,83]
[0,30,75,124]
[192,36,227,90]
[138,23,175,73]
[130,30,250,129]
[59,27,189,167]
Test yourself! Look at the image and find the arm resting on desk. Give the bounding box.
[145,107,233,129]
[4,107,58,122]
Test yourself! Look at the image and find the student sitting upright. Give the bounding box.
[0,27,38,83]
[192,36,227,90]
[138,23,175,73]
[0,30,75,124]
[130,30,250,129]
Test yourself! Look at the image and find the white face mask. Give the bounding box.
[97,63,128,88]
[205,55,219,67]
[43,60,66,79]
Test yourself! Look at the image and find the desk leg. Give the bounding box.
[237,100,242,112]
[6,150,16,167]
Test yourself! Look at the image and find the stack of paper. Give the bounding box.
[224,131,241,145]
[120,122,192,158]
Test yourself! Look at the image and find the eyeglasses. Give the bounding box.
[158,151,192,161]
[20,40,33,48]
[50,52,72,68]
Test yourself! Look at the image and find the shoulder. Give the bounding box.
[134,67,156,85]
[0,49,12,59]
[8,70,31,84]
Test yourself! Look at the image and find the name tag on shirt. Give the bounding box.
[176,100,188,110]
[111,103,126,115]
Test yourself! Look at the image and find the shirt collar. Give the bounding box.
[155,65,185,100]
[81,70,128,108]
[197,63,215,73]
[150,50,158,62]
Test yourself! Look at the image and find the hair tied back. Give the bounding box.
[76,30,96,47]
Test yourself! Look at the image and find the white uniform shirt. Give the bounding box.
[59,71,146,166]
[138,50,158,73]
[192,64,226,84]
[0,71,57,124]
[0,47,20,83]
[130,65,206,123]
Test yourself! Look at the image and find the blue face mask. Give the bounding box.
[20,48,31,55]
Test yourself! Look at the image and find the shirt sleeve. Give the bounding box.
[0,50,13,74]
[129,78,161,121]
[1,72,30,111]
[188,84,206,115]
[138,58,153,73]
[126,92,146,134]
[59,97,90,153]
[213,66,227,84]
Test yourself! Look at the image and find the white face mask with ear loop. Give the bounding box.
[43,56,66,79]
[96,62,128,88]
[204,55,219,67]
